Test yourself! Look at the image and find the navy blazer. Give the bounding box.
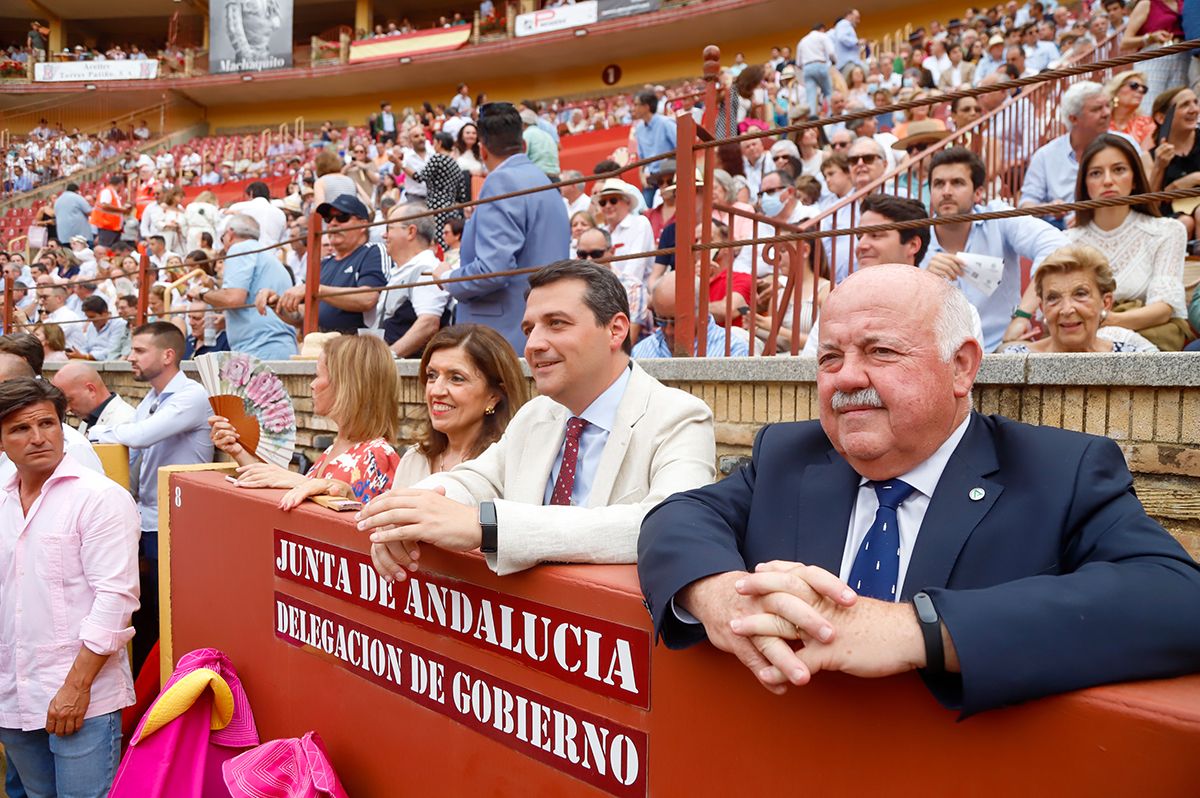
[638,412,1200,715]
[449,153,570,353]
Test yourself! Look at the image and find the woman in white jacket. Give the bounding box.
[184,190,220,252]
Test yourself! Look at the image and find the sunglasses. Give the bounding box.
[596,196,624,207]
[653,314,675,328]
[1124,81,1148,93]
[832,141,851,149]
[760,186,784,196]
[320,210,353,223]
[577,248,607,259]
[848,153,880,166]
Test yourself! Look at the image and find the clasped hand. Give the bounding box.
[356,486,480,582]
[689,561,926,694]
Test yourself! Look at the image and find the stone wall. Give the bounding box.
[62,352,1200,558]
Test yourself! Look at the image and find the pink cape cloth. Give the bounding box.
[223,731,350,798]
[110,648,260,798]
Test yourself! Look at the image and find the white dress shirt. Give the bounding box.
[605,212,656,287]
[45,305,87,352]
[90,370,213,531]
[542,366,631,506]
[798,30,835,65]
[226,196,288,248]
[838,414,972,598]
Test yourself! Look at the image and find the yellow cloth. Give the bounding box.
[133,667,235,743]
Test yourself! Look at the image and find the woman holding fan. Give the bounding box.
[211,334,402,507]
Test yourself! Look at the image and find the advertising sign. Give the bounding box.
[210,0,293,74]
[515,1,599,37]
[34,60,159,82]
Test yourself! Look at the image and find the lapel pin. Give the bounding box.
[969,487,985,502]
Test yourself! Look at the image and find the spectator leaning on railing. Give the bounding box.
[191,213,298,361]
[261,194,388,335]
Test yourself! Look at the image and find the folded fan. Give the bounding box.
[195,352,297,469]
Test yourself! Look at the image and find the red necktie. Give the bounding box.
[549,417,588,506]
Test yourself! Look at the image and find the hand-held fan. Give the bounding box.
[195,352,297,468]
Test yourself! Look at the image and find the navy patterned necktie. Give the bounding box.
[848,479,916,601]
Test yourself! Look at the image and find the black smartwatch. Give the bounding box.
[479,501,497,555]
[911,591,945,676]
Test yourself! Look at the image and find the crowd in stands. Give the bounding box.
[5,2,1200,794]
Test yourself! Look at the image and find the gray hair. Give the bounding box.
[1060,81,1105,128]
[931,280,978,361]
[561,169,585,182]
[848,136,887,159]
[390,202,437,245]
[712,169,736,203]
[227,213,261,241]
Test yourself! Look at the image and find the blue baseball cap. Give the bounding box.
[316,194,370,220]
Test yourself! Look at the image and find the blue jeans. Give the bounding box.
[0,710,122,798]
[802,61,833,115]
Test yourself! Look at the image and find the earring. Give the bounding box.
[484,405,495,415]
[1100,309,1108,320]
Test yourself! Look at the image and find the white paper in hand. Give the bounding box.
[956,252,1004,297]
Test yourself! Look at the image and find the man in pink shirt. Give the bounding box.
[0,377,140,798]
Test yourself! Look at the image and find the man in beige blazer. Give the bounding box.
[357,260,716,577]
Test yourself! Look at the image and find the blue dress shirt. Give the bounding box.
[542,366,632,507]
[922,201,1067,352]
[632,316,749,358]
[90,370,213,533]
[80,317,127,360]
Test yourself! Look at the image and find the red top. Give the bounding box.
[1144,0,1183,36]
[308,438,400,503]
[708,269,756,327]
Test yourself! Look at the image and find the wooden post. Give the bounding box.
[674,113,698,358]
[472,11,481,45]
[302,211,322,337]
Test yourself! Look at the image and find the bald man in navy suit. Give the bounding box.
[638,265,1200,715]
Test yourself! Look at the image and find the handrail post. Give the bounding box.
[302,211,323,337]
[700,45,721,135]
[3,278,13,335]
[136,250,152,327]
[674,114,698,358]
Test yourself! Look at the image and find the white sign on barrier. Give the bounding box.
[515,1,599,37]
[34,60,160,82]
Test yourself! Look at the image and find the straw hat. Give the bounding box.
[891,119,952,151]
[593,178,641,205]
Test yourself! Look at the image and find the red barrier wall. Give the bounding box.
[164,471,1200,797]
[559,126,643,190]
[181,176,292,206]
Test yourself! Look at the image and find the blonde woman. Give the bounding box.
[211,333,403,508]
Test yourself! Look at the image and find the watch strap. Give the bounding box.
[479,500,497,555]
[912,591,945,676]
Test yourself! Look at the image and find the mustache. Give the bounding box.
[831,387,885,410]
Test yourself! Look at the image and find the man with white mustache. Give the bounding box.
[638,265,1200,716]
[358,260,716,577]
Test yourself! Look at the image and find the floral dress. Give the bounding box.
[307,438,400,503]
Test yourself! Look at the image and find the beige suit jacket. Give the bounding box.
[416,361,715,575]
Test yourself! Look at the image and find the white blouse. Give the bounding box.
[1066,211,1188,319]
